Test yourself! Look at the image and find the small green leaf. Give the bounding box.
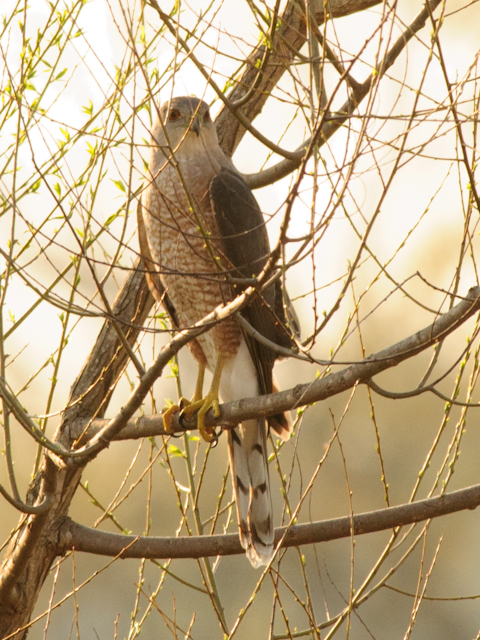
[168,444,185,458]
[86,141,97,156]
[82,100,93,116]
[112,179,126,193]
[55,68,67,81]
[105,212,118,227]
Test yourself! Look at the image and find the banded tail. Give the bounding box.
[227,418,274,568]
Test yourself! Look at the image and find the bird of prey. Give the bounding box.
[138,96,298,567]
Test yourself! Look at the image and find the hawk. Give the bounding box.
[138,96,298,567]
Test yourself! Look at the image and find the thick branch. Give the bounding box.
[59,482,480,560]
[83,287,480,440]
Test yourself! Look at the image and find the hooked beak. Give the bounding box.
[190,114,202,137]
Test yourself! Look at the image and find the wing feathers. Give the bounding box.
[210,170,298,436]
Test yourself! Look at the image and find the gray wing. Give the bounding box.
[209,170,297,432]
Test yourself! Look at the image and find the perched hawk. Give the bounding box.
[138,96,298,567]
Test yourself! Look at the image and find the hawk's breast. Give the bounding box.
[143,146,242,369]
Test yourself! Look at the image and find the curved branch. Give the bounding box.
[59,482,480,560]
[0,377,80,460]
[0,457,56,606]
[367,378,480,408]
[0,483,54,515]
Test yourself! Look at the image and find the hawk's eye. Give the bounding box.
[169,108,181,121]
[204,110,210,122]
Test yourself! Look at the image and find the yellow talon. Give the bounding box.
[163,357,225,443]
[162,403,180,434]
[181,356,225,443]
[162,397,192,434]
[162,397,192,435]
[180,392,221,442]
[162,361,206,435]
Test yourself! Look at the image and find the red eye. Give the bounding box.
[169,108,181,121]
[204,110,210,122]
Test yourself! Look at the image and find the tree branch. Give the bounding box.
[58,482,480,560]
[82,287,480,440]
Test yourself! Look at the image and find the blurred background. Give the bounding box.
[1,0,480,637]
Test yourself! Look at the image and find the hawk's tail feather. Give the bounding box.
[268,377,294,441]
[228,418,274,568]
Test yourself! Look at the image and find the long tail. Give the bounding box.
[227,418,274,568]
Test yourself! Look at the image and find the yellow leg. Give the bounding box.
[181,355,225,442]
[162,362,207,435]
[193,361,206,404]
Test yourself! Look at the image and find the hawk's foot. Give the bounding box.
[179,391,221,442]
[162,397,191,434]
[162,403,179,434]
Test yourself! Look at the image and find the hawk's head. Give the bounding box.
[154,96,217,151]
